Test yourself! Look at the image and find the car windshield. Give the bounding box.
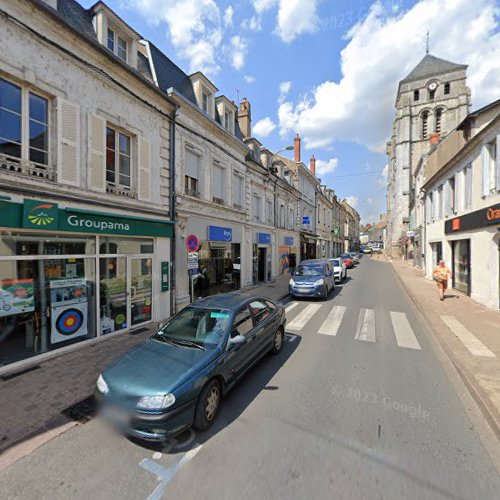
[295,264,324,276]
[331,259,341,267]
[340,254,350,259]
[153,306,230,349]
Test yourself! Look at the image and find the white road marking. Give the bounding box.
[141,443,202,500]
[285,302,299,312]
[390,312,422,350]
[440,316,496,358]
[285,333,298,342]
[318,305,347,336]
[287,303,322,331]
[355,308,376,342]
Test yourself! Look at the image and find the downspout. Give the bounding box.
[420,187,427,275]
[169,105,179,317]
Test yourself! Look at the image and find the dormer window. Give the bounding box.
[224,111,230,128]
[202,91,209,114]
[107,27,127,62]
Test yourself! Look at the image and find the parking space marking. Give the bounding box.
[318,305,346,336]
[440,316,496,358]
[285,333,298,342]
[287,304,322,331]
[390,312,421,350]
[355,308,376,342]
[140,443,202,500]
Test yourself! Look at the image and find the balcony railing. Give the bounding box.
[0,154,55,181]
[106,183,136,199]
[233,203,242,211]
[185,188,200,198]
[212,196,225,206]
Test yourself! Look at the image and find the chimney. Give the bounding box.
[310,154,316,176]
[294,133,301,162]
[238,97,251,139]
[429,132,440,145]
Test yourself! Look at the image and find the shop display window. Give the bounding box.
[0,257,96,367]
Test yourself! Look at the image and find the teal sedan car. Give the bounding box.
[96,292,286,442]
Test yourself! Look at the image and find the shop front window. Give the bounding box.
[195,243,240,299]
[0,257,96,367]
[452,239,470,295]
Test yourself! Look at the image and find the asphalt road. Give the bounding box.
[1,258,499,499]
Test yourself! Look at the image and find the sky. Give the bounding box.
[82,0,499,224]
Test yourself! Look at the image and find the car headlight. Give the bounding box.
[314,279,324,286]
[96,374,109,394]
[137,394,176,410]
[289,278,295,286]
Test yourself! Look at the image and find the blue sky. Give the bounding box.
[82,0,499,224]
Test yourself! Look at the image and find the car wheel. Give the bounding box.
[271,326,284,355]
[193,379,221,432]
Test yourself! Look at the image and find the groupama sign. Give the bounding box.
[18,199,173,238]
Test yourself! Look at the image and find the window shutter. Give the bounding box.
[138,136,151,201]
[185,150,200,179]
[496,135,500,191]
[88,113,106,192]
[212,164,223,199]
[57,98,80,186]
[481,145,489,196]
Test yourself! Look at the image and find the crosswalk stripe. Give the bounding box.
[318,305,347,336]
[440,316,496,358]
[390,312,421,350]
[355,308,376,342]
[285,302,299,312]
[287,304,322,331]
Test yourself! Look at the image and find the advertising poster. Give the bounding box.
[279,246,290,274]
[0,278,35,317]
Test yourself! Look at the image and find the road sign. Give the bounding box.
[188,268,198,276]
[303,216,311,225]
[186,234,200,252]
[188,251,199,270]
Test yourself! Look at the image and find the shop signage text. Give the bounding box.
[284,236,294,246]
[303,216,311,225]
[208,225,232,241]
[445,203,500,234]
[258,233,271,244]
[187,252,199,270]
[6,199,173,238]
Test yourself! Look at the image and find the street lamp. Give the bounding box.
[269,145,293,174]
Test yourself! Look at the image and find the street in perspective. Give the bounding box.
[0,1,499,499]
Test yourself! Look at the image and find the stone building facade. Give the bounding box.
[386,54,470,257]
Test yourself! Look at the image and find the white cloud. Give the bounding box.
[241,15,262,31]
[278,0,500,151]
[275,0,320,43]
[367,197,374,205]
[377,164,388,187]
[130,0,223,75]
[315,158,339,175]
[228,35,248,70]
[278,81,292,103]
[253,117,277,137]
[345,196,359,209]
[253,0,278,13]
[244,75,256,84]
[223,5,233,27]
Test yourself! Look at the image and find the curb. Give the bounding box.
[389,260,500,441]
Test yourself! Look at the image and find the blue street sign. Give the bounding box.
[208,225,232,241]
[258,233,271,244]
[188,268,199,276]
[303,216,311,225]
[284,236,294,246]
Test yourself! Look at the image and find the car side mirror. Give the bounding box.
[229,334,246,345]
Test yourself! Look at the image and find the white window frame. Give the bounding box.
[232,172,244,209]
[265,199,273,225]
[252,194,262,222]
[107,26,128,62]
[0,76,50,168]
[106,125,132,190]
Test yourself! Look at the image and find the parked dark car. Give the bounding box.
[289,259,335,300]
[95,293,286,442]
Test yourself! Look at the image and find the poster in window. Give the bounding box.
[279,246,289,274]
[0,278,35,317]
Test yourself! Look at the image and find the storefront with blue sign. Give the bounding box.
[252,231,273,284]
[177,218,242,303]
[279,235,298,274]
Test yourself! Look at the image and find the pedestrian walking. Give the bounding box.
[432,260,452,301]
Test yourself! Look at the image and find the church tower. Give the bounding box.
[386,54,470,257]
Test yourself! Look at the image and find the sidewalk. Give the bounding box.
[0,277,290,460]
[388,256,500,438]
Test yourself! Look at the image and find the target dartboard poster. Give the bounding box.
[56,308,84,336]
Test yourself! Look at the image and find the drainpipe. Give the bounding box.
[420,187,427,275]
[169,106,179,317]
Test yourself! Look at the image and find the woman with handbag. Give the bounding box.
[433,259,452,301]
